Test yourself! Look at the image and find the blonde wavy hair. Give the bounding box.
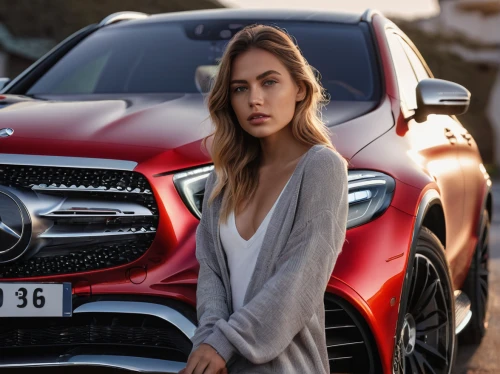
[201,24,338,224]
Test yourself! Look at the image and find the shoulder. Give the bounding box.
[200,169,218,218]
[303,146,348,187]
[205,168,218,195]
[206,169,216,187]
[293,146,348,225]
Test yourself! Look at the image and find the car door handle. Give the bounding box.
[444,128,457,145]
[461,132,473,146]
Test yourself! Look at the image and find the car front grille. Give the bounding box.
[324,295,381,374]
[0,163,159,278]
[0,312,191,361]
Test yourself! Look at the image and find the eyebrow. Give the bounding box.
[230,70,281,85]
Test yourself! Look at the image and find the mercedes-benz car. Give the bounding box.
[0,8,492,374]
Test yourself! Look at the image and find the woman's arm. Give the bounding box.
[190,222,231,352]
[190,171,231,353]
[201,151,349,365]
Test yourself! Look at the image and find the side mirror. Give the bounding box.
[414,78,470,123]
[195,65,219,94]
[0,77,11,91]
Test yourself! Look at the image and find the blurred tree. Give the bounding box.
[0,0,224,42]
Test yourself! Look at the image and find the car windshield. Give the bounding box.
[27,20,380,102]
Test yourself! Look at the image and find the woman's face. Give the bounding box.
[229,47,305,139]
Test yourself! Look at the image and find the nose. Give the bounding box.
[248,86,263,107]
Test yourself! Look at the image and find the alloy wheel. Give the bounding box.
[394,246,455,374]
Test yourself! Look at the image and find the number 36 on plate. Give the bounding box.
[0,283,72,317]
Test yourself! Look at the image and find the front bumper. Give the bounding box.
[0,300,195,372]
[0,354,186,373]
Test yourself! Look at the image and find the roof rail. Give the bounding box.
[361,9,384,22]
[99,11,148,27]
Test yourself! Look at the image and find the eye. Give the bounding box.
[232,86,247,93]
[264,80,277,86]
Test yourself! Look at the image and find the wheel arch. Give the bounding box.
[486,192,493,223]
[421,200,446,248]
[483,189,493,234]
[392,189,445,372]
[474,182,492,238]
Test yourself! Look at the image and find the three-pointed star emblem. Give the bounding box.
[0,128,14,137]
[0,192,24,252]
[0,219,21,241]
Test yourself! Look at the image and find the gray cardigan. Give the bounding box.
[190,144,349,373]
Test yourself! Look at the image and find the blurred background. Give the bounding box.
[0,1,498,373]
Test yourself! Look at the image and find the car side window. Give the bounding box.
[386,31,419,110]
[398,37,431,82]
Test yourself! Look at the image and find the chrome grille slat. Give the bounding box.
[40,230,154,239]
[32,186,151,194]
[42,204,153,219]
[44,213,145,218]
[48,210,123,216]
[325,325,356,330]
[329,356,354,361]
[40,229,154,237]
[327,340,365,348]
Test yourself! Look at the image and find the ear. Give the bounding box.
[295,81,306,102]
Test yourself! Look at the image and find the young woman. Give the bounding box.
[179,24,349,374]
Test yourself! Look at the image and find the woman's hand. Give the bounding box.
[178,343,228,374]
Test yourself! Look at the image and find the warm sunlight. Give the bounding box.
[220,0,440,20]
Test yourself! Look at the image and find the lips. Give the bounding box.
[249,117,270,126]
[247,112,269,120]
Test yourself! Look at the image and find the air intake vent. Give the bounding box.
[0,163,159,277]
[324,295,381,374]
[0,312,191,361]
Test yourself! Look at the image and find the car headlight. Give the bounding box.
[173,165,214,219]
[347,170,395,229]
[174,166,395,227]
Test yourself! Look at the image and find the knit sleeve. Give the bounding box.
[202,151,349,364]
[189,171,231,353]
[190,224,231,353]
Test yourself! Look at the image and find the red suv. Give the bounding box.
[0,8,492,374]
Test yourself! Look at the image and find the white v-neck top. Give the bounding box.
[219,175,293,313]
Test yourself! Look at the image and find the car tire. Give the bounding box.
[393,227,457,374]
[459,209,490,345]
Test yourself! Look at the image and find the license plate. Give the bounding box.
[0,282,72,317]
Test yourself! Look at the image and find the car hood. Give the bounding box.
[0,93,392,168]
